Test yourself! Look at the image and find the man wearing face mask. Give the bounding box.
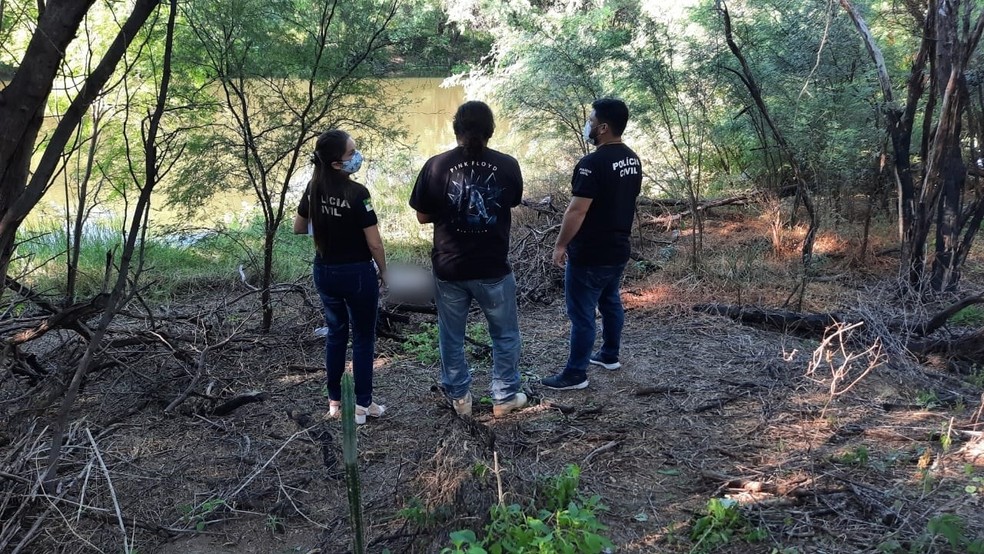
[541,98,642,391]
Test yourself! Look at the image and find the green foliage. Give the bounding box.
[178,498,226,532]
[689,498,766,553]
[831,445,870,467]
[442,464,613,554]
[265,514,286,535]
[404,323,441,365]
[950,306,984,326]
[967,365,984,389]
[13,215,312,302]
[398,497,452,528]
[915,390,941,410]
[403,321,490,366]
[926,516,966,552]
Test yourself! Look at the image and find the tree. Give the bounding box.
[0,0,163,298]
[841,0,984,290]
[180,0,401,332]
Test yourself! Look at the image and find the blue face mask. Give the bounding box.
[339,150,363,174]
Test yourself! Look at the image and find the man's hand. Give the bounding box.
[552,245,567,267]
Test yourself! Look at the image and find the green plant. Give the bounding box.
[926,514,984,553]
[542,464,581,512]
[442,464,614,554]
[398,497,450,528]
[878,514,984,553]
[265,514,286,534]
[950,306,984,326]
[964,465,984,496]
[404,323,441,365]
[689,498,765,553]
[968,364,984,388]
[915,389,940,410]
[178,498,226,532]
[341,373,365,554]
[466,322,492,362]
[831,445,870,466]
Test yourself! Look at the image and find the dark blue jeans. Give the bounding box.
[563,262,626,379]
[313,260,379,407]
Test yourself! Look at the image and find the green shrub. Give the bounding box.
[442,464,614,554]
[690,498,766,553]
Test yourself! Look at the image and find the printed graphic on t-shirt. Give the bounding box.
[363,198,374,212]
[319,195,350,217]
[446,168,503,233]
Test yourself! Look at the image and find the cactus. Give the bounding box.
[341,373,365,554]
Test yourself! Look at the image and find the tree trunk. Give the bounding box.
[0,0,162,298]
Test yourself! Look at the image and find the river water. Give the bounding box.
[29,77,466,231]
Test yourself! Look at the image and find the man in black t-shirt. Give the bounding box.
[542,98,642,391]
[410,101,528,417]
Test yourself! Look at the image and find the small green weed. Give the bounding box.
[178,498,226,532]
[398,497,452,528]
[265,514,286,534]
[915,389,940,410]
[689,498,765,553]
[964,465,983,496]
[950,306,984,326]
[967,365,984,388]
[903,514,984,553]
[404,323,440,365]
[831,445,869,466]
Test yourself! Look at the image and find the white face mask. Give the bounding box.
[582,120,596,145]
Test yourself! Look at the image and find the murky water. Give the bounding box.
[28,77,466,230]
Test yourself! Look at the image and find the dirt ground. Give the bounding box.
[2,210,984,553]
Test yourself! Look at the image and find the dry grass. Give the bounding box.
[2,201,984,553]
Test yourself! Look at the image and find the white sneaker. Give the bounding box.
[355,402,386,425]
[314,326,329,337]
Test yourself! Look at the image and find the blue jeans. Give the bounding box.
[434,273,521,404]
[563,263,626,379]
[313,260,379,407]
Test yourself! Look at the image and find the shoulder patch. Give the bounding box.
[364,198,374,212]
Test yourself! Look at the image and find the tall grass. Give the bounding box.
[13,206,434,303]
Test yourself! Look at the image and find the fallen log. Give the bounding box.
[206,391,269,416]
[907,328,984,360]
[640,194,758,227]
[6,293,109,344]
[694,303,847,335]
[912,293,984,337]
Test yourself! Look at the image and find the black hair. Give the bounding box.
[308,129,355,256]
[452,101,495,159]
[592,98,629,137]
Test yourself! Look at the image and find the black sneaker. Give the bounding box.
[540,373,589,390]
[589,354,621,370]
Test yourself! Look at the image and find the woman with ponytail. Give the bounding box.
[294,130,386,424]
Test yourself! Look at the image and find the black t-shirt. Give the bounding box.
[568,143,642,266]
[298,181,378,264]
[409,146,523,280]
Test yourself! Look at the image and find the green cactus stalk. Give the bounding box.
[341,373,365,554]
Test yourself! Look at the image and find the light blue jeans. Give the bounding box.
[434,272,522,404]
